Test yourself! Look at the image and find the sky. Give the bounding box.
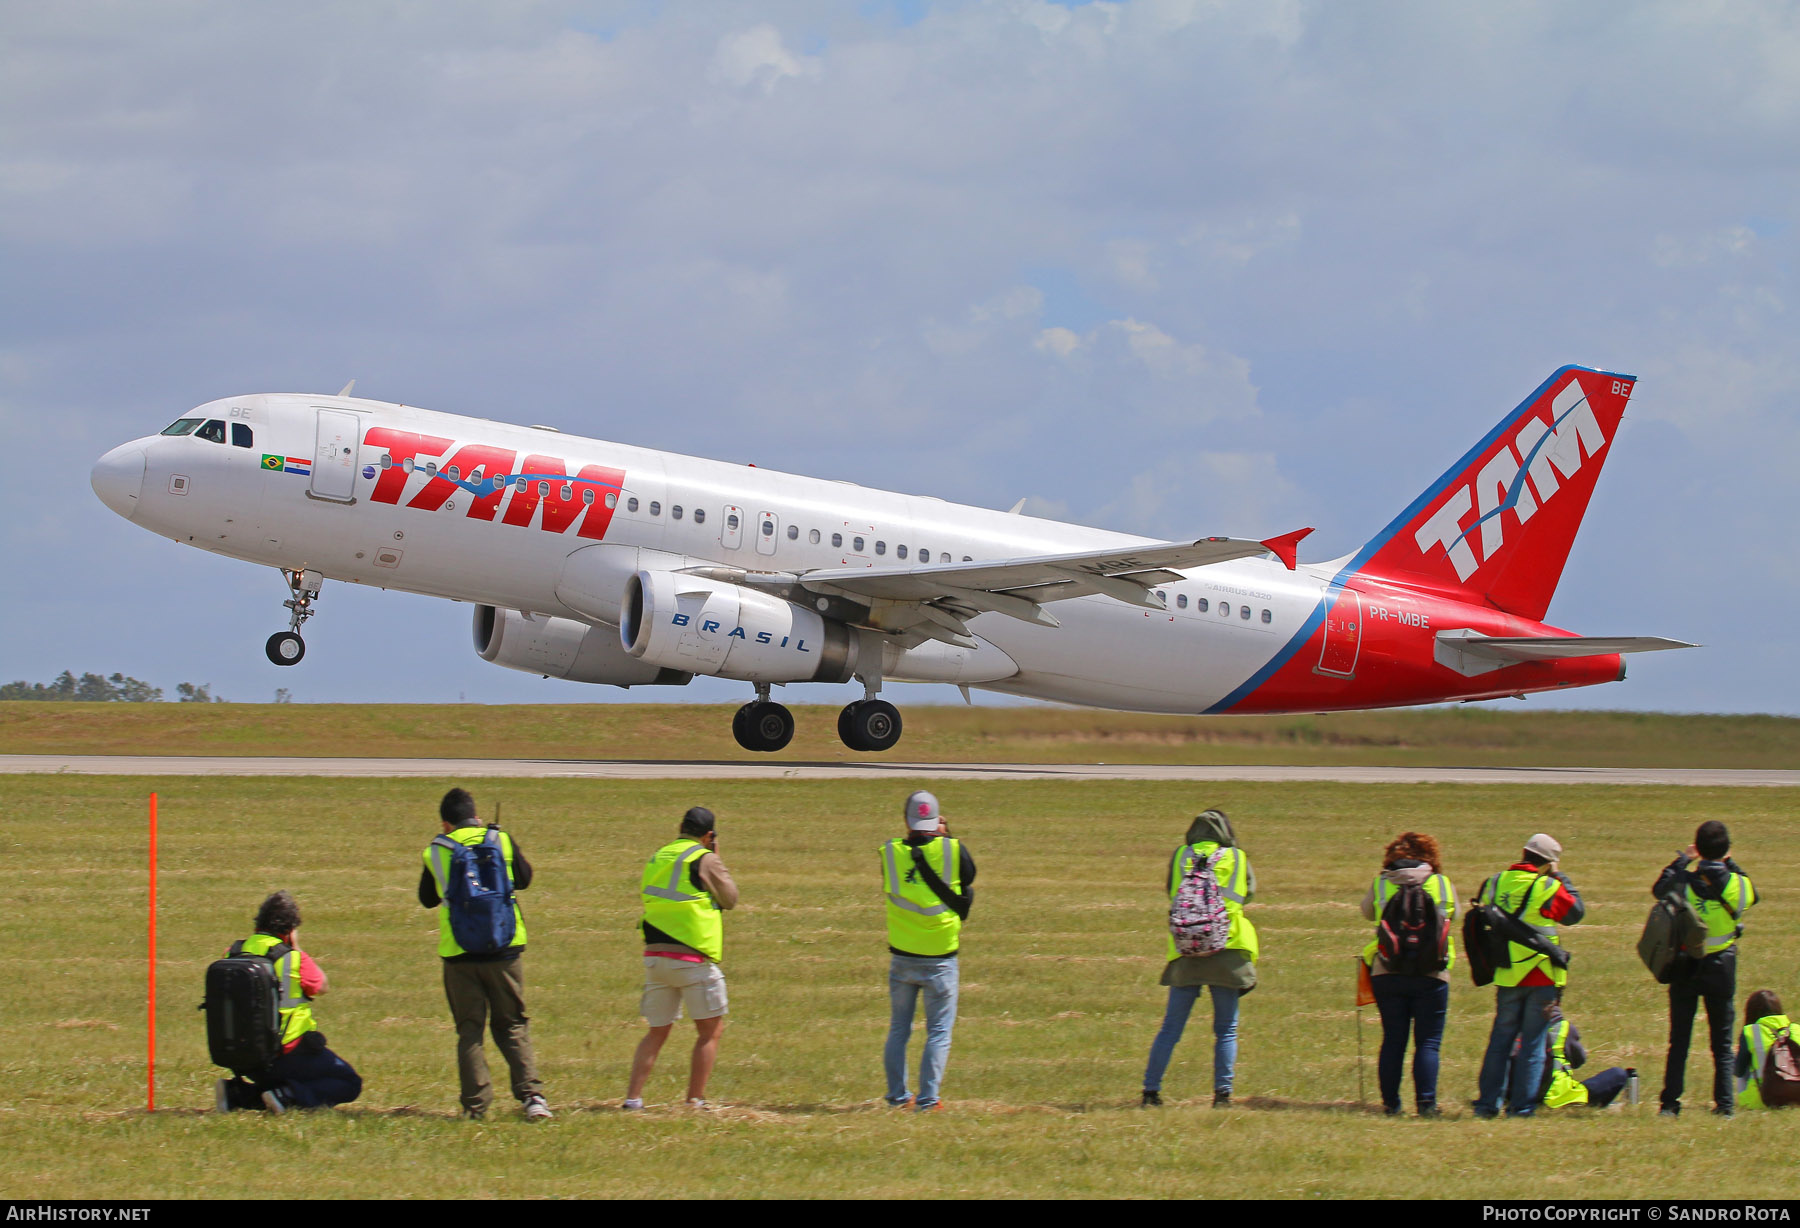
[3,0,1796,714]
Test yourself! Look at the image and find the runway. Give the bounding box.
[1,754,1795,787]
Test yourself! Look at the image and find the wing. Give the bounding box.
[686,529,1313,650]
[1434,630,1697,677]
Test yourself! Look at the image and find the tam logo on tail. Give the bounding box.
[1361,367,1635,621]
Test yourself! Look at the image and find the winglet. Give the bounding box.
[1260,527,1313,571]
[336,380,356,398]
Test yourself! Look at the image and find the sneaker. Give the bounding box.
[685,1098,709,1110]
[215,1079,234,1113]
[462,1107,487,1121]
[1382,1104,1403,1116]
[1140,1089,1162,1108]
[1470,1102,1499,1120]
[261,1088,291,1115]
[915,1099,941,1113]
[1212,1091,1231,1108]
[882,1095,911,1108]
[621,1098,644,1112]
[1416,1105,1441,1118]
[1659,1106,1680,1117]
[1711,1107,1734,1118]
[523,1094,553,1121]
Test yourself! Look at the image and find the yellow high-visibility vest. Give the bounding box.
[424,825,528,959]
[642,839,723,962]
[233,933,316,1047]
[1164,842,1258,962]
[882,837,963,957]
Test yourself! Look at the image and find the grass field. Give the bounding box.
[6,773,1798,1199]
[4,702,1799,767]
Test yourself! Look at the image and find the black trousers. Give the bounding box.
[1661,949,1736,1112]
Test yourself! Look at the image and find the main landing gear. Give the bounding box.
[265,568,322,667]
[732,684,796,753]
[728,676,905,754]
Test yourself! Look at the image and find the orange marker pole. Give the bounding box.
[148,791,157,1113]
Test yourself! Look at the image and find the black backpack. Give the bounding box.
[201,941,290,1076]
[1377,875,1450,976]
[1464,872,1569,987]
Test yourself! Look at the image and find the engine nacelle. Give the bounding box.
[620,570,858,683]
[475,605,691,688]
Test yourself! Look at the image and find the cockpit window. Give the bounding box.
[161,418,202,437]
[231,423,253,449]
[195,419,227,443]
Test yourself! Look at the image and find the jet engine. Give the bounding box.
[474,605,691,687]
[620,570,858,683]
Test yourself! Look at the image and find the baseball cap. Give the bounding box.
[682,806,716,835]
[904,791,943,831]
[1523,833,1562,862]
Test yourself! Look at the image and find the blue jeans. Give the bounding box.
[885,954,959,1109]
[1371,974,1448,1110]
[1142,985,1240,1094]
[260,1033,362,1108]
[1475,984,1559,1116]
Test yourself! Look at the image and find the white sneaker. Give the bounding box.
[261,1088,289,1114]
[522,1094,553,1121]
[621,1098,644,1111]
[685,1098,709,1110]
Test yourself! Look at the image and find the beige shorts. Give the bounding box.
[640,956,728,1026]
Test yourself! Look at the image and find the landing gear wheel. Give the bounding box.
[840,698,902,753]
[732,701,795,753]
[265,631,306,666]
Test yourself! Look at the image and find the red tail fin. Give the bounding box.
[1357,366,1636,621]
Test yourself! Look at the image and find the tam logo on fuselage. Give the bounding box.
[363,427,625,541]
[1411,378,1618,581]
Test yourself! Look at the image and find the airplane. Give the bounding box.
[89,364,1691,752]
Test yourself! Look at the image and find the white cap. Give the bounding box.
[905,791,943,831]
[1523,833,1563,862]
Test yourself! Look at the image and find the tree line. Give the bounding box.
[0,671,225,703]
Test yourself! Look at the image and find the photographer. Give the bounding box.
[1470,834,1584,1119]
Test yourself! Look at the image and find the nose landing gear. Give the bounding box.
[266,568,322,667]
[731,683,795,753]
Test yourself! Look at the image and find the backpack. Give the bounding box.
[1169,847,1231,958]
[1377,876,1449,976]
[1636,893,1708,984]
[435,825,517,955]
[201,941,289,1076]
[1761,1025,1800,1109]
[1464,872,1567,987]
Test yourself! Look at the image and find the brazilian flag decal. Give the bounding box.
[261,454,283,471]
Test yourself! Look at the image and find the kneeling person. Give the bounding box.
[1537,1000,1629,1110]
[214,890,362,1113]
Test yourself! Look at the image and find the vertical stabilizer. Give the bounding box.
[1355,366,1635,621]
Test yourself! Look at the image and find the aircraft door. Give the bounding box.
[720,505,744,549]
[755,511,778,556]
[1315,586,1363,678]
[311,409,360,503]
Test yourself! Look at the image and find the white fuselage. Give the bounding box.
[98,392,1327,712]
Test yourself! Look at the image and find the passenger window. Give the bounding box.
[896,545,907,560]
[446,465,460,480]
[536,481,548,497]
[1262,609,1272,624]
[809,529,820,544]
[1197,598,1209,613]
[763,520,776,537]
[1241,605,1252,620]
[672,505,683,520]
[1177,594,1188,609]
[402,457,415,473]
[581,489,594,505]
[852,536,864,551]
[1156,590,1166,602]
[196,419,226,443]
[962,556,972,562]
[628,496,639,513]
[161,418,202,436]
[875,541,886,555]
[833,533,843,548]
[693,508,706,524]
[1219,604,1231,617]
[786,524,798,540]
[231,423,253,449]
[650,501,662,516]
[426,462,439,477]
[605,492,618,509]
[380,453,392,469]
[727,513,740,531]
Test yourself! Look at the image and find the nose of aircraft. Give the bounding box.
[91,443,146,520]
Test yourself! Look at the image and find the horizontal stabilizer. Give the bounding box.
[1434,630,1696,677]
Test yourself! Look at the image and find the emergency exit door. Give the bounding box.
[310,409,360,503]
[1315,586,1363,678]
